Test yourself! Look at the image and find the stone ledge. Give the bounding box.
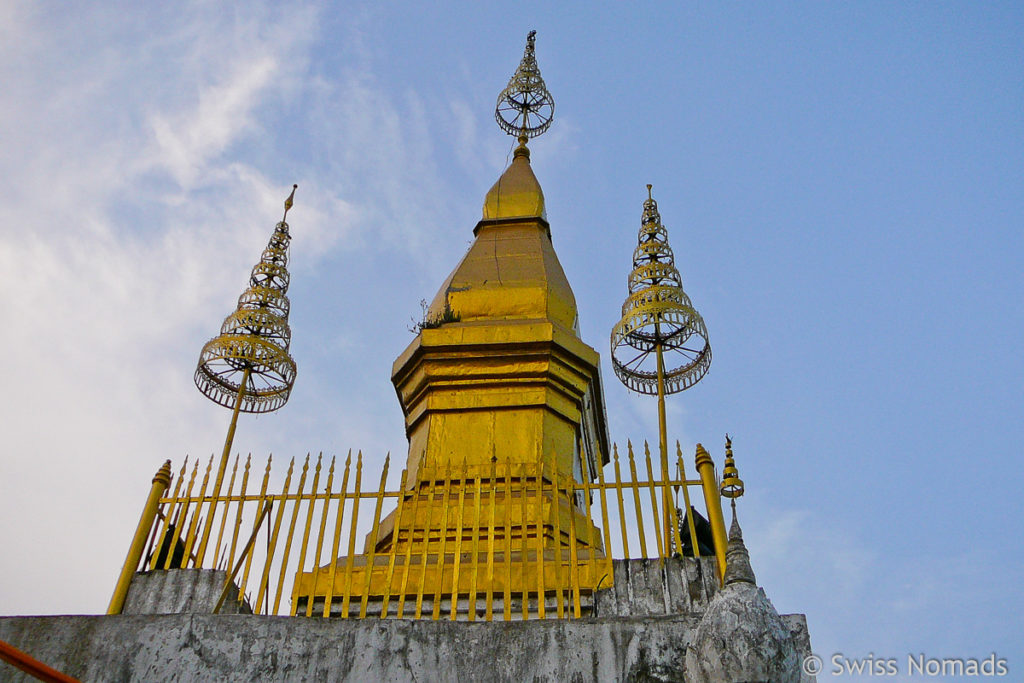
[0,610,810,683]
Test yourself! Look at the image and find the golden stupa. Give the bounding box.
[293,31,610,616]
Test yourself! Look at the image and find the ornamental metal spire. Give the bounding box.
[611,185,711,394]
[192,184,299,557]
[495,30,554,142]
[719,434,745,500]
[195,185,299,414]
[611,185,711,551]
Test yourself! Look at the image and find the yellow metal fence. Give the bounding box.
[110,441,726,620]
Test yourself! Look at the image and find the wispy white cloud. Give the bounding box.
[0,2,349,615]
[146,55,280,189]
[0,0,510,616]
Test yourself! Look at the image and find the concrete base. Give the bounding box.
[0,611,810,682]
[0,560,810,681]
[594,556,719,617]
[122,569,251,615]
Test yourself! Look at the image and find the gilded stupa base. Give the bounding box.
[291,472,609,618]
[292,547,610,619]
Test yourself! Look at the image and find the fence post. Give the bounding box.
[694,444,727,584]
[107,460,172,615]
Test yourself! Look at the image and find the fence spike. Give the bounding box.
[627,442,649,558]
[502,455,513,621]
[612,444,629,560]
[323,450,352,617]
[449,456,469,621]
[643,442,665,560]
[381,467,409,618]
[305,454,335,617]
[339,451,363,619]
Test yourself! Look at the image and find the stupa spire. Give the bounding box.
[484,30,553,221]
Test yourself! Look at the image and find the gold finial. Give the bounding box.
[720,434,745,499]
[153,460,173,487]
[495,30,554,140]
[694,443,711,468]
[282,184,298,222]
[647,184,653,200]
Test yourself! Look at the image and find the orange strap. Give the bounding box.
[0,638,79,683]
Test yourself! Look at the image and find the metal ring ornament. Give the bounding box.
[219,309,292,344]
[627,262,683,293]
[195,335,296,413]
[613,300,708,353]
[633,240,674,264]
[610,303,711,395]
[496,86,554,138]
[237,286,290,318]
[249,262,289,292]
[620,285,694,317]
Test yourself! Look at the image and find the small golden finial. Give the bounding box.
[647,184,653,200]
[720,434,745,499]
[495,30,554,140]
[283,184,298,222]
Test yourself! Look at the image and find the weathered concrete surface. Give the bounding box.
[122,569,251,615]
[0,611,811,683]
[1,557,811,682]
[686,583,803,683]
[787,614,814,683]
[0,613,702,682]
[594,557,719,618]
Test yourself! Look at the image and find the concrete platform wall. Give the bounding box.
[1,613,703,682]
[0,611,811,682]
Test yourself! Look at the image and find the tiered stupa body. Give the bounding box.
[382,140,609,550]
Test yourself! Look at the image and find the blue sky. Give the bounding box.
[1,1,1021,675]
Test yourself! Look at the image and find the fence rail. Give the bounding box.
[110,441,728,620]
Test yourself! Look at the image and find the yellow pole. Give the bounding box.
[381,467,409,618]
[532,461,546,619]
[694,444,728,583]
[642,442,665,560]
[627,443,648,557]
[197,367,250,562]
[654,334,672,555]
[612,445,630,559]
[676,443,701,559]
[359,454,390,619]
[107,460,172,614]
[549,462,564,619]
[518,461,530,620]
